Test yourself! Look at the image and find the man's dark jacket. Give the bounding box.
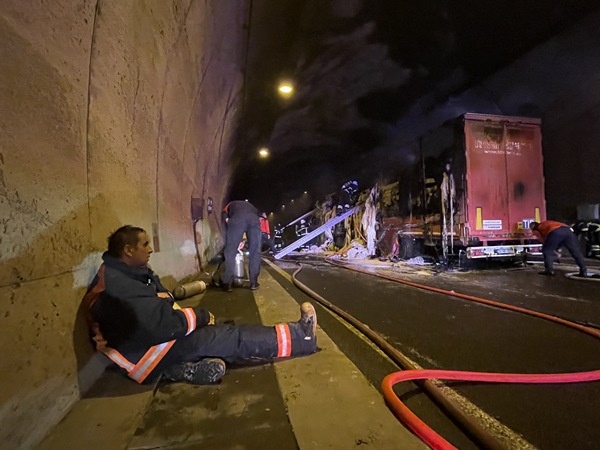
[83,253,211,383]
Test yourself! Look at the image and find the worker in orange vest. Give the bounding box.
[529,220,587,277]
[259,212,275,254]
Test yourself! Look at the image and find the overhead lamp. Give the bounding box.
[277,81,294,98]
[258,147,269,158]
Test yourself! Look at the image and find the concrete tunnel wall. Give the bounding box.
[0,1,248,448]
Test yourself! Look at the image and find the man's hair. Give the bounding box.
[107,225,146,257]
[529,221,540,230]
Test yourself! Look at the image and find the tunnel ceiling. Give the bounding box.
[230,0,600,213]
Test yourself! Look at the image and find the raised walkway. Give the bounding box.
[37,266,426,450]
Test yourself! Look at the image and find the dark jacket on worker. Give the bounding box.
[222,200,259,223]
[83,253,212,384]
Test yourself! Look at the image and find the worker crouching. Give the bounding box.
[529,220,587,277]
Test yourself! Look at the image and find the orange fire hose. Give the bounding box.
[382,368,600,450]
[290,260,600,449]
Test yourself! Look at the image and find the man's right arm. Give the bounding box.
[103,275,213,347]
[136,296,213,345]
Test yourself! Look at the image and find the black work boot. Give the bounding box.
[538,270,555,276]
[221,282,233,292]
[163,358,226,385]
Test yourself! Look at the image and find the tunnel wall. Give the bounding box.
[0,1,248,448]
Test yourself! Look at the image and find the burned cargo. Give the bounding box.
[380,113,546,261]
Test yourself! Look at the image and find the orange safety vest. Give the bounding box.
[535,220,568,241]
[260,217,270,235]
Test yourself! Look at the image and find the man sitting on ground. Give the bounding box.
[82,225,318,385]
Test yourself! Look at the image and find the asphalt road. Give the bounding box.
[268,258,600,450]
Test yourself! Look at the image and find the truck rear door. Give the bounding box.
[464,114,545,244]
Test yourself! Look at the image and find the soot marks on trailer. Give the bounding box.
[513,181,526,199]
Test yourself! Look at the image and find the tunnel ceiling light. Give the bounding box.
[277,81,294,98]
[258,147,269,158]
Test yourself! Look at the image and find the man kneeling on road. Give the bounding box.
[82,225,318,385]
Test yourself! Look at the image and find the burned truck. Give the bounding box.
[382,113,546,261]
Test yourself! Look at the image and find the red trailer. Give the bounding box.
[383,113,546,260]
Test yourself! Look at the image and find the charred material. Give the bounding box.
[377,113,547,263]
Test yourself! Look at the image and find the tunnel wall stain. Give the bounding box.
[0,1,247,448]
